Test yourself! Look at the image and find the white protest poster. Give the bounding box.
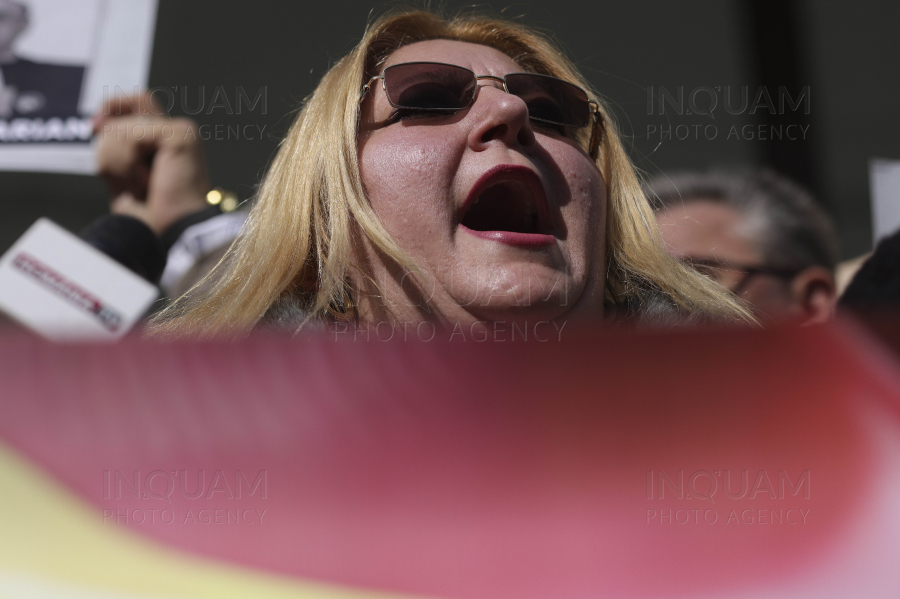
[870,158,900,246]
[0,0,157,173]
[0,218,158,340]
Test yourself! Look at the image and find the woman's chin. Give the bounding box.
[448,290,581,327]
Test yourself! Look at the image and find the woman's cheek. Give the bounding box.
[363,134,455,202]
[360,130,460,242]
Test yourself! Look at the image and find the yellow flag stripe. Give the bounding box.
[0,441,427,599]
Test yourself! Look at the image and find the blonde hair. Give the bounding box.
[152,9,753,337]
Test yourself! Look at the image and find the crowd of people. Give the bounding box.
[3,7,900,598]
[3,8,898,339]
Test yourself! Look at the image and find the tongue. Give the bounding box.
[462,182,538,234]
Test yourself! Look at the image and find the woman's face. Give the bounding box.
[357,40,606,328]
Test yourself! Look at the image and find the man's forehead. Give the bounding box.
[656,199,761,263]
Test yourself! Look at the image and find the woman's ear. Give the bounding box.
[791,266,837,325]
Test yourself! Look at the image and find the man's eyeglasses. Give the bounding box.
[359,61,602,159]
[681,257,801,295]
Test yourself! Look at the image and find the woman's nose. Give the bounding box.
[466,84,537,154]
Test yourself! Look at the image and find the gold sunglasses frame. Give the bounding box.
[359,61,603,160]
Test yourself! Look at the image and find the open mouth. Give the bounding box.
[458,165,555,247]
[459,164,556,243]
[460,180,550,235]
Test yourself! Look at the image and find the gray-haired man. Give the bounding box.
[648,170,837,325]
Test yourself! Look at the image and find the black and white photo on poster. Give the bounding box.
[0,0,157,173]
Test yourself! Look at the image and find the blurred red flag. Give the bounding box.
[1,319,899,598]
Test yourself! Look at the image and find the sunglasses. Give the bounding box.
[360,61,602,159]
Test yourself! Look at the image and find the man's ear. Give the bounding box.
[790,266,837,325]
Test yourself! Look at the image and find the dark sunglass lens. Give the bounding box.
[504,73,590,127]
[383,62,476,110]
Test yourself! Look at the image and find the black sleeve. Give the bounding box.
[839,228,900,310]
[158,205,222,252]
[80,215,167,283]
[79,207,224,284]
